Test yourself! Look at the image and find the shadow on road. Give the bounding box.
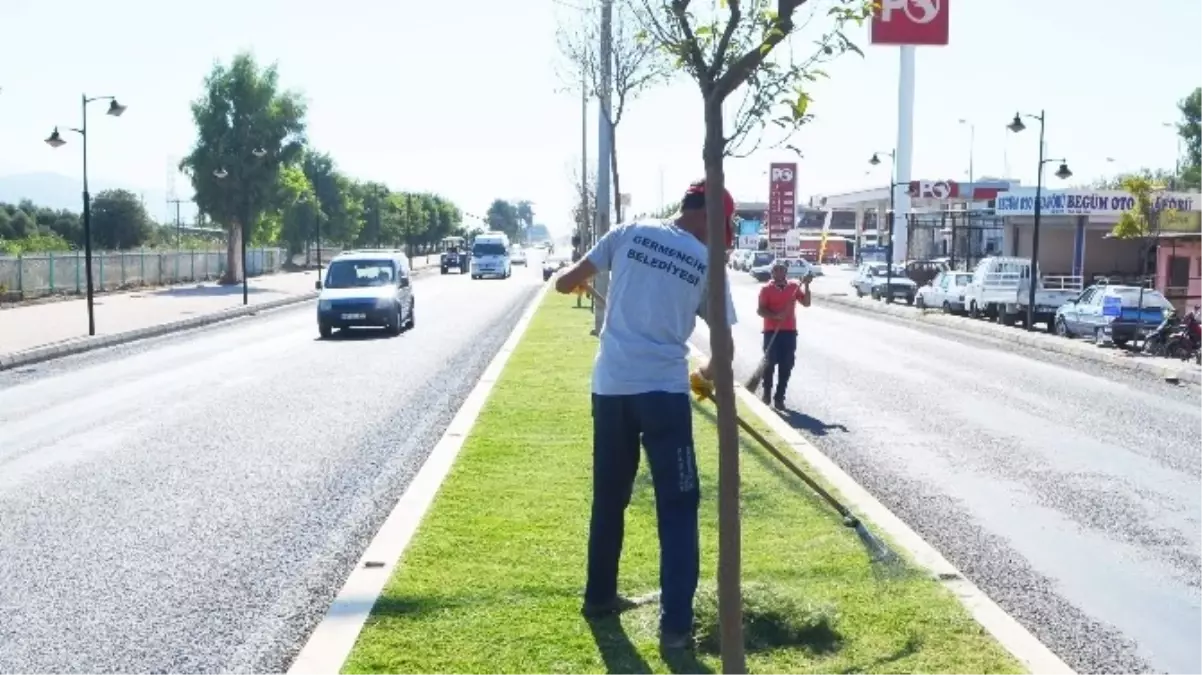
[781,410,850,436]
[149,284,273,298]
[315,327,402,342]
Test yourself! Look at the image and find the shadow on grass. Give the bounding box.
[693,582,843,657]
[366,585,569,619]
[586,616,652,674]
[835,632,925,674]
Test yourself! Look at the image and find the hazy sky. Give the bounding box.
[0,0,1198,233]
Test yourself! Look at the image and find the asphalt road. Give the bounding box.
[694,271,1201,675]
[0,262,544,673]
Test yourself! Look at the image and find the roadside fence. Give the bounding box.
[0,248,286,301]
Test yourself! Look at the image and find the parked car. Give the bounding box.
[852,262,917,304]
[750,257,818,283]
[1053,284,1174,347]
[915,270,974,312]
[745,250,775,275]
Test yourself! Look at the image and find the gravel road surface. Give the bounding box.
[0,265,543,673]
[693,272,1201,675]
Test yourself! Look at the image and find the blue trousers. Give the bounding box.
[762,330,798,401]
[587,392,700,635]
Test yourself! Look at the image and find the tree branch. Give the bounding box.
[710,0,742,82]
[712,0,807,101]
[670,0,712,86]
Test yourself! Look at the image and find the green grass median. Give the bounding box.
[342,292,1023,674]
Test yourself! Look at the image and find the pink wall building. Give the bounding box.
[1156,232,1201,312]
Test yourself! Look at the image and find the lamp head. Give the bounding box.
[1054,163,1072,180]
[45,127,67,148]
[1007,113,1026,133]
[106,99,127,117]
[213,168,229,179]
[869,153,881,166]
[251,148,267,158]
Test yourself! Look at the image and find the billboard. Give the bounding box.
[908,180,960,200]
[871,0,949,46]
[766,163,797,251]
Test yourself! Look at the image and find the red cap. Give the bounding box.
[682,180,736,249]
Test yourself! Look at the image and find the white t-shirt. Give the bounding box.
[587,220,737,396]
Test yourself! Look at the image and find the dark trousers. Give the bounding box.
[587,392,700,635]
[762,330,798,401]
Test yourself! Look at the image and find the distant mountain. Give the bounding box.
[0,172,198,223]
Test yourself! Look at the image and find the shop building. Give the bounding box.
[810,179,1017,265]
[992,188,1201,286]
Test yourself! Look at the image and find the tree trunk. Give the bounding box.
[611,124,622,225]
[221,223,243,285]
[703,97,746,674]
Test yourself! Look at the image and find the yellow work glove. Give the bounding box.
[689,370,714,401]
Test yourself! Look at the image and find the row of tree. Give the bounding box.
[0,190,159,255]
[178,53,475,283]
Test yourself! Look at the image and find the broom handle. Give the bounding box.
[706,393,854,521]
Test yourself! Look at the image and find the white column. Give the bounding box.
[853,207,865,260]
[893,45,917,263]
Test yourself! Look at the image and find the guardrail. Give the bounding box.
[0,248,286,301]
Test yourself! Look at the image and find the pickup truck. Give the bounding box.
[998,277,1082,329]
[963,256,1082,330]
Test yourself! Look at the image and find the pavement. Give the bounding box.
[693,271,1202,675]
[0,255,440,360]
[0,255,544,673]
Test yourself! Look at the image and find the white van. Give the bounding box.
[470,232,512,279]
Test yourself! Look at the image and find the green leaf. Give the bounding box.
[695,25,713,36]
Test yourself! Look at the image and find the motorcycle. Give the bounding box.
[1142,312,1180,357]
[1169,312,1201,361]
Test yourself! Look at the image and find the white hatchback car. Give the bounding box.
[915,270,974,313]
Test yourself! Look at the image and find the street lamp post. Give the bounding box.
[212,147,267,306]
[1007,111,1073,331]
[869,151,909,304]
[44,95,126,336]
[958,118,975,186]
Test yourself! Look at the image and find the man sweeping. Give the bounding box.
[756,260,812,409]
[553,179,737,650]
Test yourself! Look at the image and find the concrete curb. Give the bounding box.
[0,292,319,371]
[0,263,442,372]
[685,342,1075,675]
[816,291,1201,386]
[286,282,551,675]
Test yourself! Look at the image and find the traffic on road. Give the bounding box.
[0,252,547,673]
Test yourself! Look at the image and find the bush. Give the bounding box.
[0,233,73,255]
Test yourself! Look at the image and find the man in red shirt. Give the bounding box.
[756,260,812,409]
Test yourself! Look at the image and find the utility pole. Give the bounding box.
[592,0,614,336]
[580,67,591,252]
[168,198,187,247]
